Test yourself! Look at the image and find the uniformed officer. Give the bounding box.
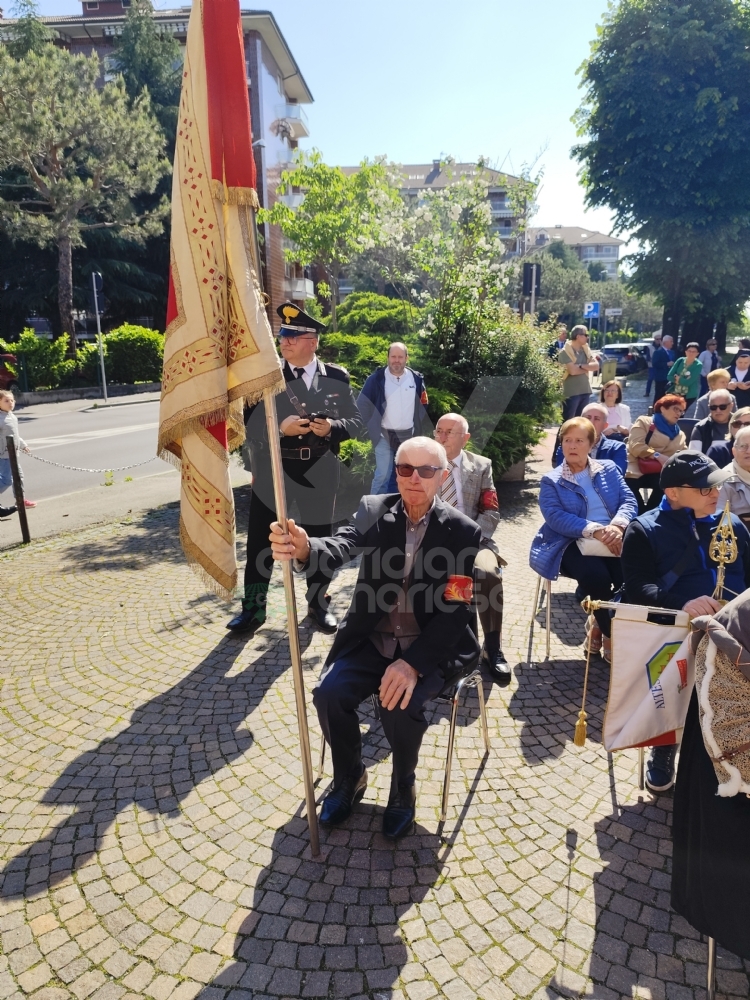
[226,302,364,636]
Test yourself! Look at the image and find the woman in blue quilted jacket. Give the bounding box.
[530,417,638,661]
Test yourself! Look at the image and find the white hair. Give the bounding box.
[395,436,448,469]
[582,402,608,418]
[437,412,469,433]
[709,388,732,402]
[734,425,750,445]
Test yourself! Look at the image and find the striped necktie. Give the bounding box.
[441,460,458,507]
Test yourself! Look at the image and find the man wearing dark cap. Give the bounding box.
[226,302,364,635]
[621,451,750,791]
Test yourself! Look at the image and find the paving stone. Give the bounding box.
[0,428,741,1000]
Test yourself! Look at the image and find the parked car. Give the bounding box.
[599,343,648,376]
[0,354,20,392]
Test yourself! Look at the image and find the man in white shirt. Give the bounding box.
[434,413,510,683]
[357,343,429,493]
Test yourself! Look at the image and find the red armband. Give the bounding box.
[420,389,429,405]
[479,489,498,512]
[444,575,473,603]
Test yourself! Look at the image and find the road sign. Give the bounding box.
[584,301,600,319]
[605,308,623,317]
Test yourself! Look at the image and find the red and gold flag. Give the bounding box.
[158,0,283,598]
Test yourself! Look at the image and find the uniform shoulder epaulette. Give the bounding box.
[324,363,351,384]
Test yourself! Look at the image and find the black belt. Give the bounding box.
[281,446,329,461]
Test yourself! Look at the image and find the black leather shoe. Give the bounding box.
[308,605,338,634]
[483,645,511,685]
[382,783,416,839]
[0,505,17,519]
[225,609,265,634]
[320,767,367,826]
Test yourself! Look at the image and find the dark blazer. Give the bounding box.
[245,359,364,456]
[309,494,481,676]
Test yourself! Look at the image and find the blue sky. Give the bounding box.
[35,0,617,236]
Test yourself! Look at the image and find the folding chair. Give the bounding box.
[316,662,490,825]
[529,574,552,661]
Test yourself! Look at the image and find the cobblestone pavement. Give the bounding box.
[1,439,749,1000]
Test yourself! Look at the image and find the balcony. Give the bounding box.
[273,103,310,140]
[285,277,315,300]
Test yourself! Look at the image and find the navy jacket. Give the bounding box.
[553,435,627,475]
[529,459,638,580]
[310,494,480,676]
[651,346,674,382]
[357,366,428,445]
[622,502,750,610]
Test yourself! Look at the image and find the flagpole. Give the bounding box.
[263,394,321,857]
[250,199,320,857]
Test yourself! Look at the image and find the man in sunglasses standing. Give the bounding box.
[621,451,750,791]
[688,388,734,454]
[269,436,481,838]
[227,302,364,636]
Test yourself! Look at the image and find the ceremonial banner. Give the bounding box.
[602,604,693,751]
[158,0,284,597]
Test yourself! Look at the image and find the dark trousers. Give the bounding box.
[560,542,623,635]
[645,369,654,396]
[653,380,668,404]
[243,453,337,611]
[627,472,663,515]
[562,392,591,422]
[313,642,445,788]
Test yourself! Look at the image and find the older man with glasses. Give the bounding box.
[621,451,750,791]
[706,406,750,469]
[269,436,481,837]
[688,388,734,453]
[226,301,364,637]
[433,413,510,683]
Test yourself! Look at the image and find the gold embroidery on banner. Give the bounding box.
[162,337,226,395]
[179,517,236,598]
[164,246,187,347]
[181,452,235,546]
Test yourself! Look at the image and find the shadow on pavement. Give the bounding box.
[195,749,489,1000]
[507,658,610,765]
[0,637,273,901]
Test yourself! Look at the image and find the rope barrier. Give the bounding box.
[26,453,157,474]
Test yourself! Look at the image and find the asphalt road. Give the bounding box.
[13,397,169,502]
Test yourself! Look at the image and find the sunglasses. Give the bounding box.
[734,421,750,428]
[395,464,443,480]
[710,403,730,411]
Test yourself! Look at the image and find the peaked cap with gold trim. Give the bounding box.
[276,300,326,336]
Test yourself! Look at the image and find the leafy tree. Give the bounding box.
[104,323,164,383]
[0,45,169,352]
[574,0,750,343]
[113,0,182,146]
[258,150,401,329]
[545,238,581,270]
[336,292,415,338]
[5,0,52,59]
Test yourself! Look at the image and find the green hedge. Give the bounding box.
[104,325,164,384]
[0,330,75,391]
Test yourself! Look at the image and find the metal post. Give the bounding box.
[6,436,30,544]
[530,264,537,316]
[91,273,107,403]
[263,389,320,858]
[707,936,716,1000]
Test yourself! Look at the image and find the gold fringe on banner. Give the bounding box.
[210,179,260,208]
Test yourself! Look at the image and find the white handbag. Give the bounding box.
[576,537,617,558]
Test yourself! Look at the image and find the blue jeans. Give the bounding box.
[371,435,398,494]
[0,456,21,496]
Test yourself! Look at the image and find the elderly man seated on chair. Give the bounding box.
[269,436,481,839]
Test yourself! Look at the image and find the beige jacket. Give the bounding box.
[625,414,687,478]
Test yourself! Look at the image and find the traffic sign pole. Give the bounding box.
[92,272,107,403]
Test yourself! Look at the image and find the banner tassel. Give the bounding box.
[574,599,596,747]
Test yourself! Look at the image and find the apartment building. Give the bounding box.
[0,2,314,331]
[527,225,625,279]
